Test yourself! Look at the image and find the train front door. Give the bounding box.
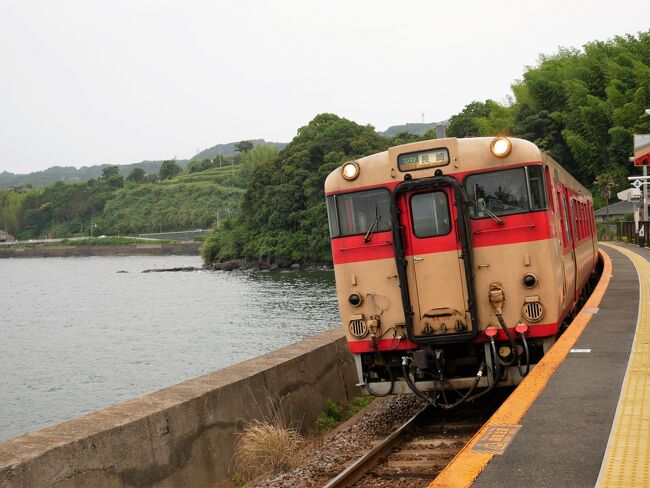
[399,185,473,341]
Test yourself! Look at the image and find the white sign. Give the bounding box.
[633,179,643,189]
[640,226,645,237]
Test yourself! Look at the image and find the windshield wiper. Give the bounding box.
[473,199,505,225]
[364,205,381,243]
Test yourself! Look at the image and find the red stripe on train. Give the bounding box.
[470,211,552,247]
[331,212,552,265]
[331,231,395,264]
[346,322,558,353]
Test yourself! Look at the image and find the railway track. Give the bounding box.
[323,390,510,488]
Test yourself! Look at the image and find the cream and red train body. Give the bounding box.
[324,137,597,402]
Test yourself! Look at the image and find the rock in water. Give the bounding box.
[142,266,201,273]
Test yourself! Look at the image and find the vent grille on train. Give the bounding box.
[349,319,368,338]
[522,301,544,323]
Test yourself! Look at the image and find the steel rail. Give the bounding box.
[322,404,432,488]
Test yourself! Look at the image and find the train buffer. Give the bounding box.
[430,242,650,488]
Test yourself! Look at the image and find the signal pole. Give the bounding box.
[637,110,650,222]
[633,171,649,222]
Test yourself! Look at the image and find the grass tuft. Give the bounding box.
[232,420,304,481]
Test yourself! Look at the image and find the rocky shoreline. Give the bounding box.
[141,259,333,273]
[205,258,333,272]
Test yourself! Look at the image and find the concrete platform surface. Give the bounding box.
[431,243,650,488]
[474,244,638,487]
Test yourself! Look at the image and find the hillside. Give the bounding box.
[379,121,447,137]
[191,139,287,161]
[99,182,244,235]
[0,138,290,190]
[0,160,189,190]
[0,162,247,239]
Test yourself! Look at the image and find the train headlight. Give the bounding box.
[523,273,538,288]
[348,293,363,306]
[341,161,360,180]
[490,137,512,158]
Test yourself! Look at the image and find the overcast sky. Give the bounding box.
[1,0,648,174]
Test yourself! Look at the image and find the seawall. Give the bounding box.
[0,328,359,488]
[0,242,201,258]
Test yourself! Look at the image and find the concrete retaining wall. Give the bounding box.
[0,329,359,488]
[0,242,201,258]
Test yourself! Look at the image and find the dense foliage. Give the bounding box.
[201,114,392,264]
[448,32,650,205]
[203,31,650,265]
[0,160,248,239]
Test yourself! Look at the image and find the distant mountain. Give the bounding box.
[192,139,287,161]
[0,160,189,190]
[379,121,449,137]
[0,125,450,190]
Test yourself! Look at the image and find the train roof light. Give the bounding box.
[341,161,360,180]
[490,137,512,158]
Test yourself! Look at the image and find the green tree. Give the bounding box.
[390,131,422,146]
[235,141,254,153]
[446,101,492,137]
[0,190,23,234]
[126,167,146,183]
[100,166,120,180]
[159,160,181,180]
[99,166,124,189]
[594,174,615,215]
[239,145,280,181]
[202,113,391,265]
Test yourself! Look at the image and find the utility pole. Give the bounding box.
[641,110,650,222]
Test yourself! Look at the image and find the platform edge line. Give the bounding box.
[428,248,613,488]
[595,243,645,487]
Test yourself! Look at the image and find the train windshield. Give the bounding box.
[465,166,547,219]
[411,191,451,237]
[326,189,391,238]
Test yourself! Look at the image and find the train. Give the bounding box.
[324,135,598,408]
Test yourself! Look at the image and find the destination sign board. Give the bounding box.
[398,148,450,171]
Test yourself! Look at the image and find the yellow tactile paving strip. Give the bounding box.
[596,243,650,487]
[429,249,613,488]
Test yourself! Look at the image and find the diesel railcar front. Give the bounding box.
[325,136,597,407]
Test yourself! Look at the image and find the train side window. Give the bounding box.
[465,165,547,219]
[527,166,547,211]
[410,191,451,238]
[560,194,572,245]
[325,196,340,237]
[578,203,585,239]
[327,189,392,238]
[570,200,579,241]
[545,166,555,212]
[556,191,565,244]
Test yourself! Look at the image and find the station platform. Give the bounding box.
[430,242,650,488]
